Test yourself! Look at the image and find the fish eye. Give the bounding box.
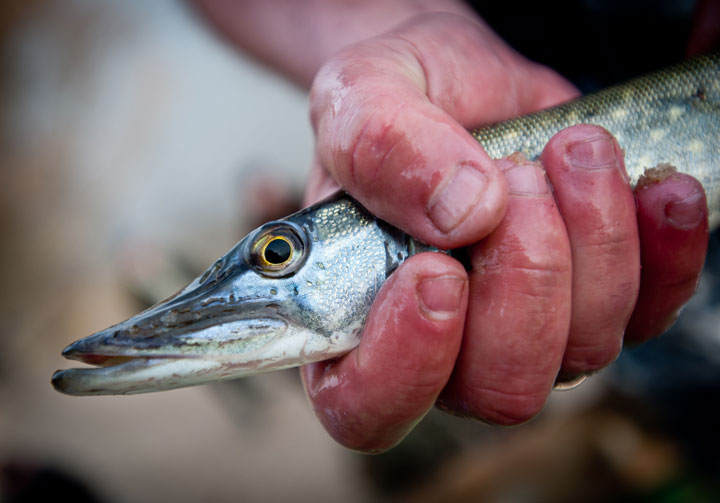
[262,236,292,265]
[246,222,308,278]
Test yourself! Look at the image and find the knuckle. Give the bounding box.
[479,388,547,426]
[309,56,346,130]
[563,338,622,372]
[346,104,407,189]
[579,223,637,253]
[457,381,548,426]
[312,64,414,192]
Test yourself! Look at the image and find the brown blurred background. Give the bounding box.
[1,1,718,502]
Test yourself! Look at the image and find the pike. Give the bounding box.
[53,52,720,396]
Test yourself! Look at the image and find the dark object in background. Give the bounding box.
[1,461,102,503]
[612,232,720,492]
[361,413,462,494]
[474,0,693,92]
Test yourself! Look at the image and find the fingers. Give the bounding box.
[438,156,572,425]
[625,167,709,342]
[437,127,706,425]
[687,0,720,56]
[310,13,578,248]
[301,253,468,453]
[541,125,640,375]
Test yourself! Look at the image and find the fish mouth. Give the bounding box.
[51,315,299,396]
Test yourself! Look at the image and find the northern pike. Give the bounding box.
[53,52,720,396]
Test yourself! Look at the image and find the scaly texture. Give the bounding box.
[473,51,720,227]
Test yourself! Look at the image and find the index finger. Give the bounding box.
[310,13,577,248]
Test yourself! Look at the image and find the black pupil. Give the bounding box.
[265,238,292,264]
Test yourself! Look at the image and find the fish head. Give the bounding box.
[52,193,422,395]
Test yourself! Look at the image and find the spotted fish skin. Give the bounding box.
[473,51,720,227]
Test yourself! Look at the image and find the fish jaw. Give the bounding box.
[51,282,359,395]
[51,323,337,396]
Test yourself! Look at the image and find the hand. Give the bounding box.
[301,13,709,452]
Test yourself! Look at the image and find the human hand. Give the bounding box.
[301,13,709,452]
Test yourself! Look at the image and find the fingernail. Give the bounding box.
[418,275,465,319]
[552,372,588,391]
[567,135,618,170]
[503,163,549,195]
[427,163,486,233]
[665,191,704,229]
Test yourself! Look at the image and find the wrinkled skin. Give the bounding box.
[303,16,709,451]
[194,2,711,453]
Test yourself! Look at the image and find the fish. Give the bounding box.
[52,51,720,396]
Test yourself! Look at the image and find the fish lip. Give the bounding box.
[58,313,289,363]
[50,356,223,396]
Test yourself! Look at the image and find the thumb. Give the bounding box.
[301,252,468,452]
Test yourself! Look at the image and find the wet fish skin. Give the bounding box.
[52,52,720,395]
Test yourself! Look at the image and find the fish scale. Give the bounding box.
[473,51,720,226]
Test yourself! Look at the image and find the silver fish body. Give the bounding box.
[53,52,720,395]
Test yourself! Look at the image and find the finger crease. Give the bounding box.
[394,34,429,96]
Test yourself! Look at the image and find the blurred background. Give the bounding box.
[1,1,718,501]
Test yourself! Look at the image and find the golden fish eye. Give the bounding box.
[246,221,308,278]
[260,236,293,266]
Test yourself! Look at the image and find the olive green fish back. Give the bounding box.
[473,52,720,227]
